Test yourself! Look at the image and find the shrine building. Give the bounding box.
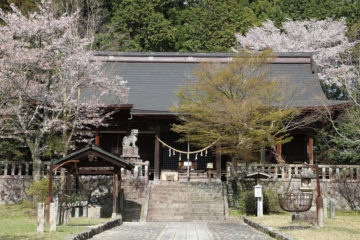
[89,52,347,181]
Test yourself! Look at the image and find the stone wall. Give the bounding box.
[0,176,31,204]
[0,175,148,222]
[226,163,360,210]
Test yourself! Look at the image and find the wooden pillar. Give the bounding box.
[154,137,160,180]
[216,143,221,179]
[308,133,314,164]
[95,131,100,146]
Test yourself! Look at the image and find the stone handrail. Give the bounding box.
[227,163,360,182]
[0,161,53,177]
[0,161,150,180]
[121,161,149,180]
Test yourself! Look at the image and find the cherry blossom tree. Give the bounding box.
[0,1,128,181]
[235,18,356,90]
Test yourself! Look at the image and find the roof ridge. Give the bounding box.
[94,51,314,58]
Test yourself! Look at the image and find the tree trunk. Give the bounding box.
[60,132,69,190]
[32,151,41,182]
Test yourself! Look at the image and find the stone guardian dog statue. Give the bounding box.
[122,129,138,148]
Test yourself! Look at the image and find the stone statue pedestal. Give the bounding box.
[121,147,141,163]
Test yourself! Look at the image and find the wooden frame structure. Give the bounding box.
[53,144,134,217]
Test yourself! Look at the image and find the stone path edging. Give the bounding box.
[72,217,122,240]
[243,217,293,240]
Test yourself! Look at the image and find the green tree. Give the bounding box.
[171,50,300,166]
[316,106,360,165]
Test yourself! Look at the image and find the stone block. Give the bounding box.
[88,206,101,219]
[291,212,317,223]
[121,147,139,158]
[37,203,45,232]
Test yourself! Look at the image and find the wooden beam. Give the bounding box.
[154,137,160,180]
[309,133,314,164]
[216,143,221,179]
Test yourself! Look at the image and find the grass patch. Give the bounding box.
[0,204,91,240]
[250,211,360,240]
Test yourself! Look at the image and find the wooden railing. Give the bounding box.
[227,163,360,182]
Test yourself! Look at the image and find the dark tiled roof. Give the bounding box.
[93,52,347,114]
[54,144,134,170]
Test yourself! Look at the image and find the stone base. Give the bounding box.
[125,158,143,164]
[121,147,140,158]
[292,212,317,223]
[88,206,101,219]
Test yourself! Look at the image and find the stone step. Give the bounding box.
[149,199,223,204]
[150,193,224,201]
[147,215,225,222]
[150,191,222,196]
[147,211,224,216]
[146,181,225,222]
[147,209,224,215]
[148,203,224,208]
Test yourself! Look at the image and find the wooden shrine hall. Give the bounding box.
[84,52,348,181]
[54,144,134,217]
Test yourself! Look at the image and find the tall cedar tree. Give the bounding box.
[171,50,300,166]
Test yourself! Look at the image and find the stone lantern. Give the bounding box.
[293,167,316,193]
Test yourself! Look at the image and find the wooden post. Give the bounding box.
[46,161,53,226]
[308,133,314,164]
[216,142,221,179]
[95,131,100,146]
[37,203,45,232]
[154,137,160,180]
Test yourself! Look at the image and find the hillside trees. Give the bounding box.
[171,50,300,166]
[3,0,360,53]
[0,1,128,181]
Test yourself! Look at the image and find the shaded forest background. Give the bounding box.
[2,0,359,52]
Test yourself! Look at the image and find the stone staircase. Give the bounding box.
[146,181,226,222]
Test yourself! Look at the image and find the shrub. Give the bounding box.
[237,188,284,215]
[26,178,57,205]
